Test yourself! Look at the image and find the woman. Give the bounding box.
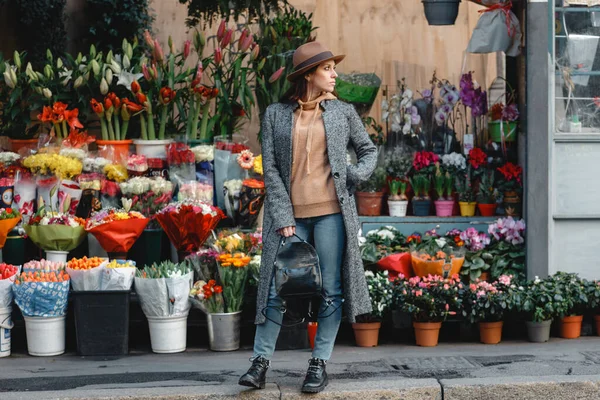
[238,41,377,393]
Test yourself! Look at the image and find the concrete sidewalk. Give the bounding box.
[3,339,600,399]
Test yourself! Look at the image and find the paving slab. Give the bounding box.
[441,375,600,400]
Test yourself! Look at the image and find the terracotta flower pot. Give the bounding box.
[503,191,522,218]
[479,321,503,344]
[96,139,133,161]
[478,203,496,217]
[479,272,491,281]
[434,200,454,217]
[307,322,318,350]
[413,321,442,347]
[559,315,583,339]
[352,322,381,347]
[355,192,384,216]
[10,138,38,153]
[459,201,477,217]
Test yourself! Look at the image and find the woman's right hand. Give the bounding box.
[277,226,296,238]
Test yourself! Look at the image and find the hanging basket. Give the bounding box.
[422,0,461,26]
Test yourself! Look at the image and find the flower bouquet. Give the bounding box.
[66,257,136,291]
[0,207,21,250]
[409,230,465,278]
[156,199,225,259]
[85,205,149,260]
[359,226,411,279]
[24,197,86,263]
[191,144,214,186]
[14,261,70,317]
[119,177,173,228]
[215,252,251,313]
[0,263,20,310]
[13,170,36,222]
[167,142,196,187]
[135,261,193,317]
[190,279,224,313]
[178,181,213,203]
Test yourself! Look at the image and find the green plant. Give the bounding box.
[433,164,453,200]
[585,279,600,313]
[253,5,315,142]
[455,166,475,202]
[357,166,386,193]
[356,270,393,322]
[388,179,407,201]
[409,174,431,199]
[510,278,559,323]
[463,276,512,323]
[12,0,67,68]
[360,226,407,266]
[84,0,155,53]
[385,147,412,179]
[477,169,496,204]
[546,272,589,317]
[179,0,287,27]
[0,52,37,139]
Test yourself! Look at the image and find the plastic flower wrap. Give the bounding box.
[59,148,87,160]
[14,262,70,317]
[178,181,213,203]
[120,177,173,228]
[103,163,128,183]
[0,152,20,166]
[410,232,465,278]
[167,143,196,188]
[0,207,21,249]
[191,145,215,186]
[58,179,82,215]
[67,257,136,291]
[156,199,225,254]
[126,154,148,177]
[216,252,251,313]
[135,261,193,317]
[24,196,86,252]
[82,156,110,173]
[85,206,149,257]
[13,171,36,223]
[0,263,20,309]
[190,279,224,314]
[191,145,214,163]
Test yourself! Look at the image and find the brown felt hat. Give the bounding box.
[287,41,345,82]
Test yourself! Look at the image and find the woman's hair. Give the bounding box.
[281,65,318,103]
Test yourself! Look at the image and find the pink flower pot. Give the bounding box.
[434,200,454,217]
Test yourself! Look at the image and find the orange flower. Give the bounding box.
[122,98,143,113]
[52,102,68,117]
[90,98,104,115]
[63,108,83,130]
[435,251,447,260]
[159,87,176,105]
[131,80,141,94]
[107,92,121,109]
[136,93,147,105]
[237,149,254,170]
[38,106,53,122]
[104,98,113,111]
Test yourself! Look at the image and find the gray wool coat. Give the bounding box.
[255,99,377,325]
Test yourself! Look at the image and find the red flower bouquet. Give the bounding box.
[156,200,225,257]
[86,208,149,259]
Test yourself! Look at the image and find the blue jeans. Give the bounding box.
[253,212,345,361]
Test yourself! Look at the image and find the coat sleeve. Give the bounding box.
[345,104,378,186]
[261,106,296,231]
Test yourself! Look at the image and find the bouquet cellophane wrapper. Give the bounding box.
[0,216,21,248]
[86,218,149,253]
[24,224,86,252]
[156,206,224,252]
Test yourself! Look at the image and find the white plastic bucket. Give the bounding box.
[133,139,173,159]
[0,307,13,357]
[147,313,188,353]
[388,200,408,217]
[24,315,66,356]
[45,251,69,263]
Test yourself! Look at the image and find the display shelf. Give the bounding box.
[555,6,600,12]
[359,216,497,236]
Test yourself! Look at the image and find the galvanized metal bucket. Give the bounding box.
[207,311,242,351]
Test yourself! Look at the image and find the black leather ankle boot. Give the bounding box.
[238,356,270,389]
[301,357,328,393]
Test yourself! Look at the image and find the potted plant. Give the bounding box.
[549,272,589,339]
[409,230,465,278]
[458,228,492,282]
[353,270,393,347]
[487,217,526,282]
[409,174,431,216]
[394,274,463,347]
[385,147,412,217]
[356,167,386,216]
[422,0,461,26]
[511,277,557,343]
[455,166,476,216]
[433,164,454,217]
[359,226,411,280]
[477,169,497,216]
[585,279,600,336]
[464,275,512,344]
[497,162,523,218]
[488,81,519,143]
